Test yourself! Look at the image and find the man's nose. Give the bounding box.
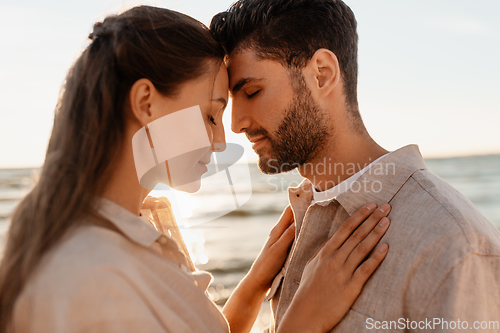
[231,100,252,134]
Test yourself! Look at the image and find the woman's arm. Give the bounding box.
[277,203,391,333]
[223,203,390,333]
[223,206,296,333]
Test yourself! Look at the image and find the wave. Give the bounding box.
[223,208,283,217]
[0,197,21,202]
[205,261,253,275]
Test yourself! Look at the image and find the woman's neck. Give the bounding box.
[101,141,148,216]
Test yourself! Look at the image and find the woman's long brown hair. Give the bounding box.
[0,6,224,330]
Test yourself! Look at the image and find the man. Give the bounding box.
[211,0,500,332]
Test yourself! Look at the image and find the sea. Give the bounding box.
[1,154,499,332]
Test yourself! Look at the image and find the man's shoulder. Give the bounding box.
[393,168,500,254]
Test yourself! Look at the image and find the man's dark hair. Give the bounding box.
[210,0,359,110]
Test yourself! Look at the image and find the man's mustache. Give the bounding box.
[245,128,270,141]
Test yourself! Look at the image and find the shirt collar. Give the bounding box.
[311,152,390,204]
[95,197,163,247]
[288,144,427,216]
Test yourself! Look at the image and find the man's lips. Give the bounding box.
[249,135,267,144]
[249,135,268,150]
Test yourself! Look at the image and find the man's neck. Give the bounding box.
[298,133,388,192]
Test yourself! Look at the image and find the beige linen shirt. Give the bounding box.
[267,145,500,333]
[12,198,229,333]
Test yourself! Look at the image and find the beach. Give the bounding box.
[1,154,499,332]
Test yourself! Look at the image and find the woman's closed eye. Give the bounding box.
[209,105,225,126]
[209,115,217,125]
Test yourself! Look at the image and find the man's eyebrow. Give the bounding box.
[231,78,264,95]
[212,97,227,110]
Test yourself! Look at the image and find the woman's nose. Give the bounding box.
[212,125,226,152]
[212,142,226,152]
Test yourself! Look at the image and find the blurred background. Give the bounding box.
[1,1,499,332]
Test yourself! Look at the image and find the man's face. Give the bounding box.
[228,49,330,174]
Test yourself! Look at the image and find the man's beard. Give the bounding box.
[253,74,330,175]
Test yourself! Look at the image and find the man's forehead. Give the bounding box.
[227,48,260,76]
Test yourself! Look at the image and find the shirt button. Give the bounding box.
[158,236,168,245]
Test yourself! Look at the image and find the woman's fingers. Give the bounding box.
[344,217,390,270]
[350,243,389,289]
[321,203,378,253]
[332,203,391,261]
[273,222,296,251]
[322,203,390,257]
[268,205,294,242]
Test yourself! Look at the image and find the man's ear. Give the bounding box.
[305,49,340,99]
[129,78,156,127]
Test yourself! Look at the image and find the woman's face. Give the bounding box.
[138,62,229,192]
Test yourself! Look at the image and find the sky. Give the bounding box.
[0,0,499,168]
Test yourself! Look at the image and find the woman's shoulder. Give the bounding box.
[13,224,229,333]
[23,225,136,291]
[13,226,163,332]
[13,225,157,330]
[18,223,195,301]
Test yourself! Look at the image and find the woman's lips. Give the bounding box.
[197,161,208,173]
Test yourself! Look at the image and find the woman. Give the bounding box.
[0,6,391,333]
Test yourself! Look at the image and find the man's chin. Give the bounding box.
[257,156,297,175]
